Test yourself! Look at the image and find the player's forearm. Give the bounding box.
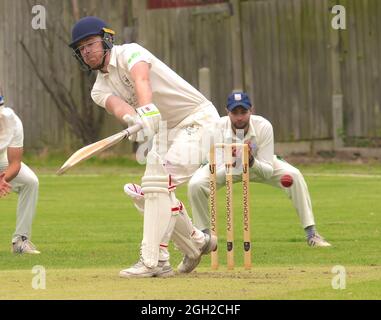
[3,162,21,182]
[5,147,23,182]
[251,158,273,180]
[134,78,153,106]
[105,95,136,122]
[251,125,274,179]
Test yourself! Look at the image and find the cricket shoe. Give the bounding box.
[119,259,174,278]
[177,233,217,273]
[307,233,331,247]
[12,236,41,254]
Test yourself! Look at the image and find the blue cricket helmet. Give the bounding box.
[69,16,115,71]
[69,16,114,49]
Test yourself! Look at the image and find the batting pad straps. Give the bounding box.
[141,175,169,195]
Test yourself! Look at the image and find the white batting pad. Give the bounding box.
[171,201,204,259]
[140,152,176,268]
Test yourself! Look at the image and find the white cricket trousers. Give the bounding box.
[0,162,39,242]
[188,155,316,231]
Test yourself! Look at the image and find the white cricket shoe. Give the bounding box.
[177,233,217,273]
[119,259,174,278]
[307,233,331,247]
[12,236,41,254]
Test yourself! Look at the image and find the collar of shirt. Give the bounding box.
[225,116,256,142]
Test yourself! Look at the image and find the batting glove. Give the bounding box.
[136,103,161,137]
[122,114,145,142]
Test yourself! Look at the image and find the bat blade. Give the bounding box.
[56,123,142,175]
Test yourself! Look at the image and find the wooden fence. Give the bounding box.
[0,0,380,152]
[140,0,381,144]
[339,0,381,140]
[0,0,132,152]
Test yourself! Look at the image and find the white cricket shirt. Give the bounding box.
[91,43,211,128]
[0,108,23,163]
[216,115,274,179]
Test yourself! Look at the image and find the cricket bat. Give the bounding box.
[56,123,142,175]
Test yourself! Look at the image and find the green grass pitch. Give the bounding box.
[0,161,380,299]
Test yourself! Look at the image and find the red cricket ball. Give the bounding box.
[280,174,293,188]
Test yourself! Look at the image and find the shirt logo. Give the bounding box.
[119,74,138,108]
[122,74,132,86]
[185,125,199,136]
[127,52,141,65]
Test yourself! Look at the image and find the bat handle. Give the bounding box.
[124,123,143,138]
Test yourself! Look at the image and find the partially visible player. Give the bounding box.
[0,94,40,254]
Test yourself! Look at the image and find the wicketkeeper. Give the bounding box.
[69,17,220,278]
[188,92,331,256]
[0,94,40,254]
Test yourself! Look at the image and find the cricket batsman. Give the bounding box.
[69,16,220,278]
[0,94,40,254]
[188,92,331,256]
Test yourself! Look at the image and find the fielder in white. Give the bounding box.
[69,17,220,277]
[188,92,331,248]
[0,95,40,254]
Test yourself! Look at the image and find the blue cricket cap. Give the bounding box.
[226,92,252,111]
